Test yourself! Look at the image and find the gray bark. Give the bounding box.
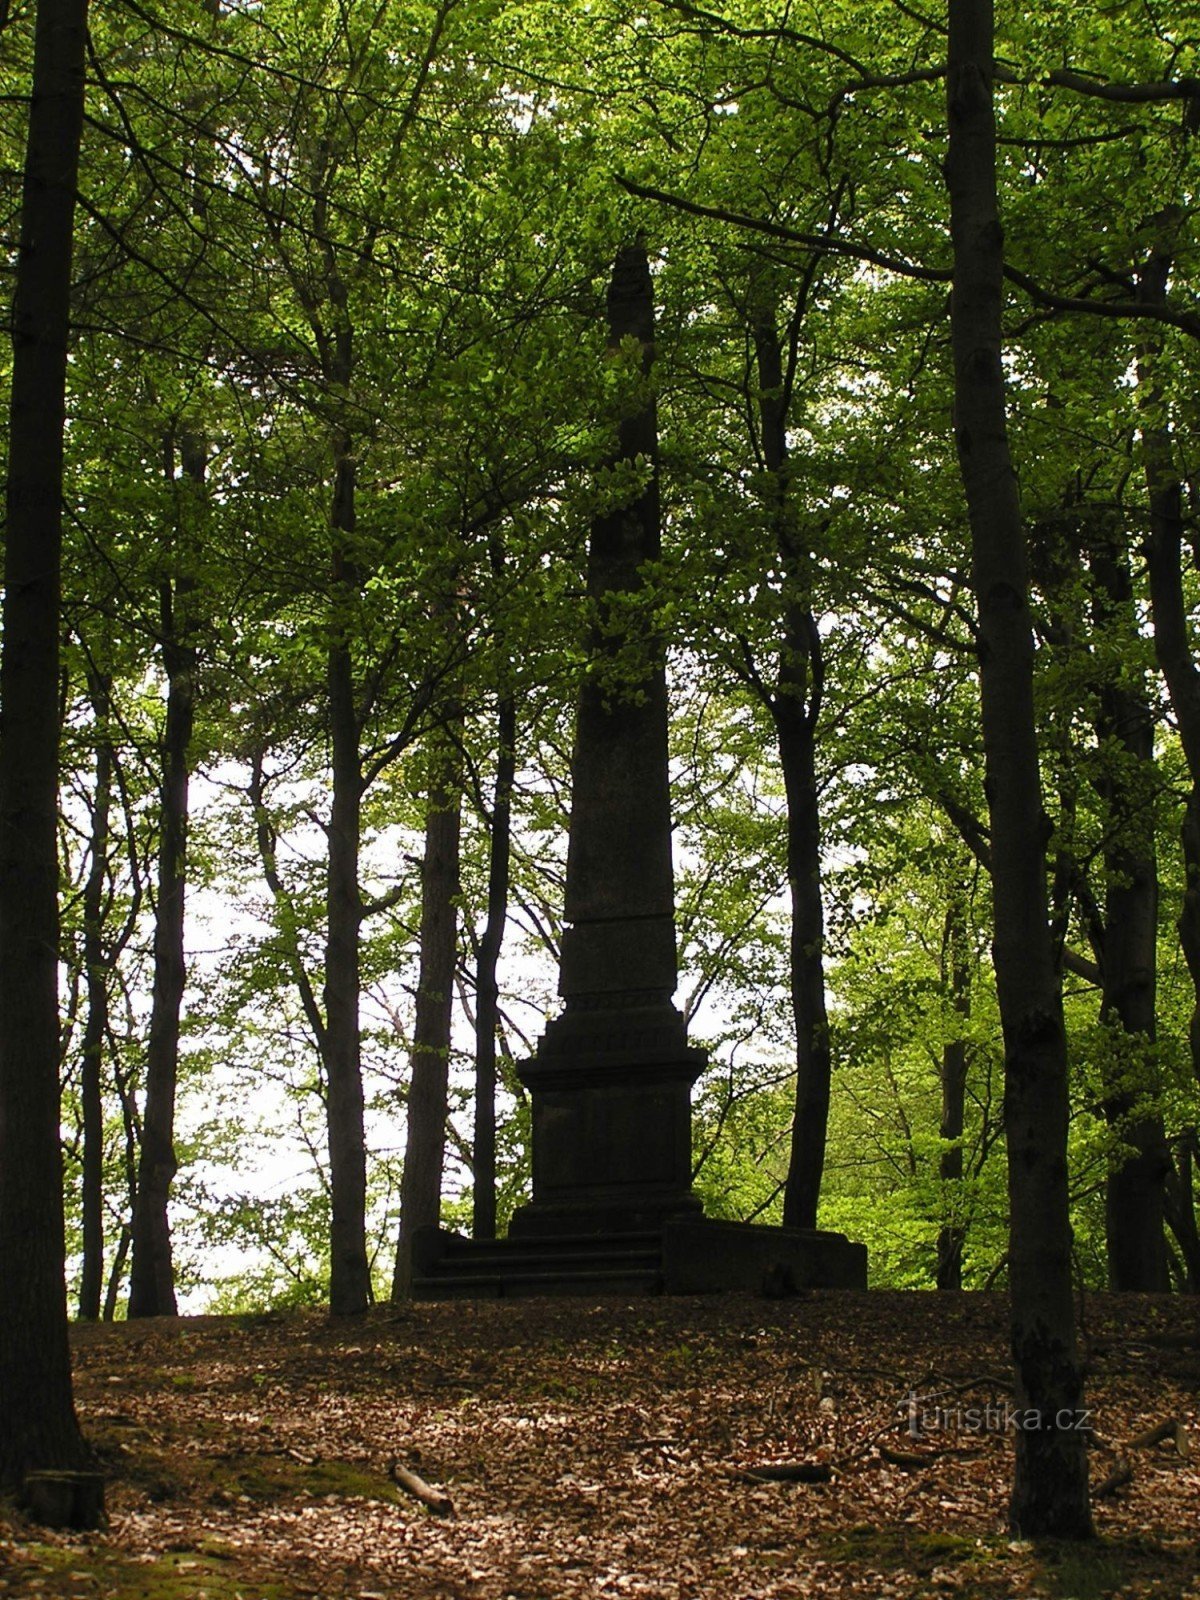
[78,672,113,1320]
[748,306,831,1234]
[473,695,515,1241]
[936,890,971,1291]
[1087,529,1170,1289]
[945,0,1091,1538]
[129,432,204,1318]
[394,759,462,1298]
[325,417,372,1316]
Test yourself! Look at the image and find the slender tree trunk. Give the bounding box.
[325,420,372,1316]
[1087,532,1169,1289]
[1181,800,1200,1084]
[473,695,515,1241]
[102,1225,131,1323]
[937,889,971,1291]
[1136,218,1200,1290]
[750,309,830,1233]
[107,1039,142,1320]
[1163,1133,1200,1291]
[128,433,203,1318]
[1040,509,1169,1289]
[1137,219,1200,1083]
[945,0,1091,1538]
[0,0,92,1488]
[394,754,462,1299]
[777,693,829,1230]
[78,671,113,1320]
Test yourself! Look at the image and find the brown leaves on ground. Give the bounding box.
[2,1290,1199,1599]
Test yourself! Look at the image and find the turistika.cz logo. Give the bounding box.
[903,1392,1094,1437]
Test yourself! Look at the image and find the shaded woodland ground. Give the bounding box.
[1,1292,1197,1599]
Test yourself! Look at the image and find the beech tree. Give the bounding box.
[128,430,206,1318]
[945,0,1091,1537]
[0,0,95,1495]
[2,0,1198,1457]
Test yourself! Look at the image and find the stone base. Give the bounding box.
[661,1217,867,1293]
[408,1217,866,1299]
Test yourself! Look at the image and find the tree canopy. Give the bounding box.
[3,0,1200,1540]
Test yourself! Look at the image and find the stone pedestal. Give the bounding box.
[508,1001,705,1238]
[661,1217,866,1293]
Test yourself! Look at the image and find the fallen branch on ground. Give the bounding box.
[388,1457,455,1516]
[1095,1460,1135,1499]
[1094,1418,1189,1499]
[1129,1419,1190,1456]
[877,1444,942,1469]
[736,1461,833,1484]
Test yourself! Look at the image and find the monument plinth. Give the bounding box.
[409,243,866,1298]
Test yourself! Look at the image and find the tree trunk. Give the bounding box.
[128,432,203,1318]
[777,695,829,1230]
[102,1225,131,1323]
[1087,530,1169,1290]
[1163,1133,1200,1291]
[750,308,830,1233]
[473,695,515,1241]
[78,670,113,1320]
[106,1032,142,1321]
[1136,217,1200,1291]
[937,890,971,1291]
[325,421,372,1317]
[0,0,92,1488]
[1137,219,1200,1083]
[1181,800,1200,1087]
[1164,1137,1200,1290]
[394,756,462,1299]
[945,0,1091,1538]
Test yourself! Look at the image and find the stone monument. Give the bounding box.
[410,243,865,1297]
[507,241,704,1240]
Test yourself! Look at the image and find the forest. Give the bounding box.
[2,0,1200,1570]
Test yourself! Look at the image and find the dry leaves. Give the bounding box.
[1,1291,1198,1599]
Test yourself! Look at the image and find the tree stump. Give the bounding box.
[22,1471,106,1530]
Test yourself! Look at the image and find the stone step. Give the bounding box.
[411,1265,663,1300]
[439,1230,660,1259]
[411,1227,663,1299]
[408,1218,869,1299]
[427,1245,660,1279]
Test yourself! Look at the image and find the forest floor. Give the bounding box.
[1,1291,1198,1600]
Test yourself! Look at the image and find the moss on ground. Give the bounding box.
[822,1524,979,1570]
[209,1454,401,1505]
[92,1409,400,1510]
[16,1542,299,1600]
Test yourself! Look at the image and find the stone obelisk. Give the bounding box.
[409,244,866,1295]
[509,242,705,1237]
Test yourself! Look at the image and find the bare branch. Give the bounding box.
[616,175,953,283]
[1048,68,1200,104]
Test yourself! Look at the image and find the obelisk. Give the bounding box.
[509,241,706,1237]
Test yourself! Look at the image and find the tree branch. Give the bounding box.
[1047,69,1200,104]
[1003,264,1200,339]
[615,175,953,283]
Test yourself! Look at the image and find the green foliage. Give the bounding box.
[22,0,1200,1309]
